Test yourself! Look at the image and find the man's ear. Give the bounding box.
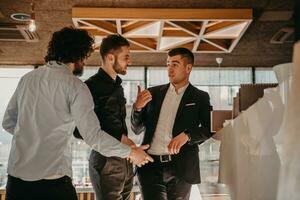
[186,64,192,73]
[106,54,115,65]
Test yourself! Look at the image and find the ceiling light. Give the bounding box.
[216,57,223,67]
[10,13,31,21]
[28,19,36,32]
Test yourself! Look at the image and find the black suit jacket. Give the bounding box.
[131,83,213,184]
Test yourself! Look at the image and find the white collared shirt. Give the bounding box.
[2,61,131,181]
[148,83,189,155]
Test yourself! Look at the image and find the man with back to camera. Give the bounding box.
[74,34,141,200]
[131,47,213,200]
[2,27,152,200]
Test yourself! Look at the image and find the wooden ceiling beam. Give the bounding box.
[85,29,107,36]
[121,20,138,27]
[72,8,252,20]
[128,38,157,49]
[83,20,117,33]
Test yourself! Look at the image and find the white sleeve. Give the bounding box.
[70,83,131,158]
[2,81,21,135]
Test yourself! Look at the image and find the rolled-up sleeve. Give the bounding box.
[70,83,131,158]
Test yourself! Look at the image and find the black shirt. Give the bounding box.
[74,68,127,141]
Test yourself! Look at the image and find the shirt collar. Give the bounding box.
[97,68,122,85]
[47,61,73,75]
[169,83,189,95]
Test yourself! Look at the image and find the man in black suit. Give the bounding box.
[131,47,213,200]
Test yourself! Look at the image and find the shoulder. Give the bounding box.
[85,73,101,86]
[148,83,169,94]
[71,76,88,91]
[189,84,210,100]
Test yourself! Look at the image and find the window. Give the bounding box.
[255,68,278,83]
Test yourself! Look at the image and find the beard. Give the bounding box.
[112,60,127,75]
[73,61,84,76]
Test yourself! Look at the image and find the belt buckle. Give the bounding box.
[160,155,171,163]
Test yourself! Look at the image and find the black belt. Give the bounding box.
[150,154,173,163]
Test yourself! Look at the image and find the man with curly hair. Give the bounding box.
[2,27,152,200]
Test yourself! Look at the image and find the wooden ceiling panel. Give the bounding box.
[82,20,117,33]
[86,29,107,36]
[122,21,154,34]
[72,8,252,53]
[197,40,224,52]
[205,38,234,50]
[168,21,200,35]
[128,41,150,51]
[128,38,157,50]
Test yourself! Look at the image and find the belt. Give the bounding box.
[150,154,173,163]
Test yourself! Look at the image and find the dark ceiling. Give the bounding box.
[0,0,295,67]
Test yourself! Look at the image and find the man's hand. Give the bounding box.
[133,85,152,111]
[121,134,136,147]
[128,144,154,167]
[167,132,189,154]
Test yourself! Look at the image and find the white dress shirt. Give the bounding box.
[148,83,189,155]
[2,61,131,181]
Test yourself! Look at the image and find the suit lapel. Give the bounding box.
[173,84,194,135]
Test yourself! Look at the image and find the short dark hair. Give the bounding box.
[168,47,194,65]
[44,27,94,63]
[100,34,130,60]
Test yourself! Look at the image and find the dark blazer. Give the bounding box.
[131,83,213,184]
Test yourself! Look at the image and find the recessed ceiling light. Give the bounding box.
[10,13,31,21]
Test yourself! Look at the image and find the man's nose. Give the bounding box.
[127,58,132,65]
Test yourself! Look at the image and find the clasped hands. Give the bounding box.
[122,134,153,167]
[128,144,153,167]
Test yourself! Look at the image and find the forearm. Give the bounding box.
[185,126,213,145]
[121,134,136,147]
[131,107,145,135]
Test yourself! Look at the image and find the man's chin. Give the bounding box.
[119,70,127,75]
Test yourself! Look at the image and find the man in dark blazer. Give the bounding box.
[131,47,213,200]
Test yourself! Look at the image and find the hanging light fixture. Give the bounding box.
[215,57,223,108]
[216,57,223,84]
[28,2,36,32]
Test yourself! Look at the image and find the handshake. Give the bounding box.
[128,144,154,167]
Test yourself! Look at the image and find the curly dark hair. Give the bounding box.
[44,27,94,63]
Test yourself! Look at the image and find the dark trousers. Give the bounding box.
[89,150,134,200]
[6,175,77,200]
[137,161,192,200]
